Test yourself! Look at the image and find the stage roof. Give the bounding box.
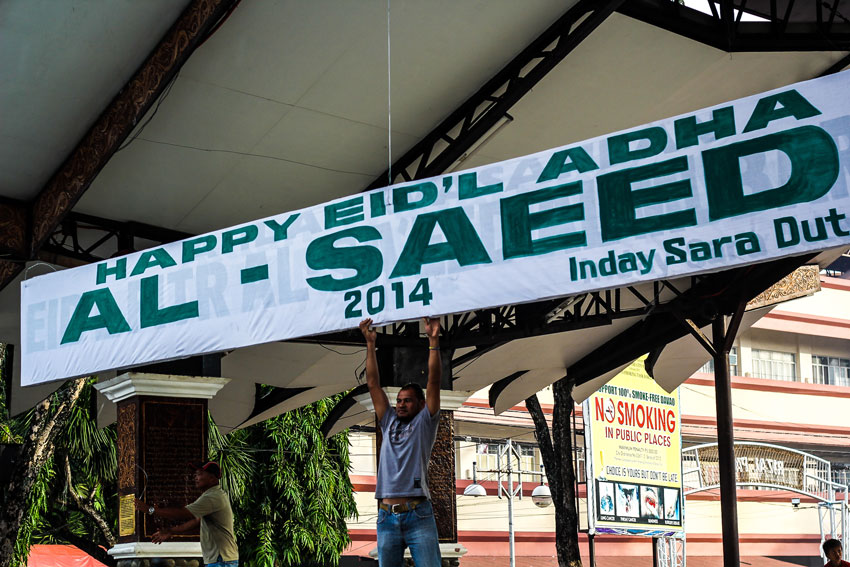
[2,0,849,430]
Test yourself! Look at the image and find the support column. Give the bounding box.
[681,267,820,567]
[428,390,474,553]
[712,317,740,567]
[429,410,457,543]
[96,373,228,567]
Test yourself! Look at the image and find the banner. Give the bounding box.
[584,357,683,535]
[21,70,850,385]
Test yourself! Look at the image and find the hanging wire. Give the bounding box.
[23,261,60,279]
[386,0,392,186]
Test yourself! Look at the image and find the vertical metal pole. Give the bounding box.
[841,487,850,560]
[653,537,660,567]
[830,483,836,538]
[506,440,516,567]
[831,501,837,539]
[588,533,596,567]
[713,316,740,567]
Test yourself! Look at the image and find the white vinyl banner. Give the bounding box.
[21,71,850,385]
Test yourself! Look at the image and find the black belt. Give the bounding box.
[379,498,427,514]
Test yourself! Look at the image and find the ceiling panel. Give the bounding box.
[75,0,574,233]
[470,13,845,166]
[0,0,190,200]
[6,1,848,421]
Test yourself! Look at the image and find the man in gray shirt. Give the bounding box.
[135,461,238,567]
[360,317,442,567]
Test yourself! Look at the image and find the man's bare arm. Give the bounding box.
[360,318,389,420]
[151,517,201,544]
[424,317,441,416]
[134,498,194,521]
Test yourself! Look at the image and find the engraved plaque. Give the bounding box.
[119,494,135,536]
[140,398,207,539]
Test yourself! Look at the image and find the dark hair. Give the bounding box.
[824,539,842,554]
[189,461,221,479]
[400,382,425,402]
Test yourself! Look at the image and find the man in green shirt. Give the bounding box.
[135,461,239,567]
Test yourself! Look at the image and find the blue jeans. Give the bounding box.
[206,557,238,567]
[377,500,441,567]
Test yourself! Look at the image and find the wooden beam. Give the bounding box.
[0,0,241,291]
[0,199,27,257]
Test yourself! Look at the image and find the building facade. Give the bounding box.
[343,274,850,566]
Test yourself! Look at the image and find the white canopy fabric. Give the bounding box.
[4,1,848,425]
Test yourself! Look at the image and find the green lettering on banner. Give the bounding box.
[501,182,586,259]
[324,197,364,229]
[537,147,599,182]
[130,249,177,277]
[743,89,822,133]
[61,289,131,344]
[139,275,200,328]
[370,192,387,218]
[663,233,761,264]
[663,237,687,265]
[96,258,127,285]
[393,182,437,213]
[674,107,736,149]
[597,156,696,242]
[305,226,383,291]
[608,126,667,165]
[775,209,850,249]
[458,172,502,200]
[222,225,259,254]
[182,235,217,263]
[703,126,839,221]
[826,209,850,237]
[735,232,761,255]
[390,208,491,278]
[689,241,712,261]
[241,265,269,284]
[264,213,300,241]
[774,216,803,248]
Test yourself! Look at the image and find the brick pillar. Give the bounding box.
[96,373,228,567]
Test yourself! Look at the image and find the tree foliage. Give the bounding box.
[1,356,357,567]
[0,377,117,567]
[211,392,358,567]
[0,345,17,446]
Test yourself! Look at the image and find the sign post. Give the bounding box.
[584,356,684,560]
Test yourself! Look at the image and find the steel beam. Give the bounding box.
[618,0,850,52]
[566,253,817,387]
[40,211,193,264]
[365,0,627,191]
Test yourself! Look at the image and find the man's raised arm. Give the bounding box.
[360,318,389,420]
[424,317,441,416]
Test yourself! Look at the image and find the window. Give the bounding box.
[698,347,738,375]
[832,465,850,489]
[475,441,540,472]
[751,349,796,381]
[813,356,850,387]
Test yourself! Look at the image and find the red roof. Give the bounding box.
[27,545,107,567]
[458,557,816,567]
